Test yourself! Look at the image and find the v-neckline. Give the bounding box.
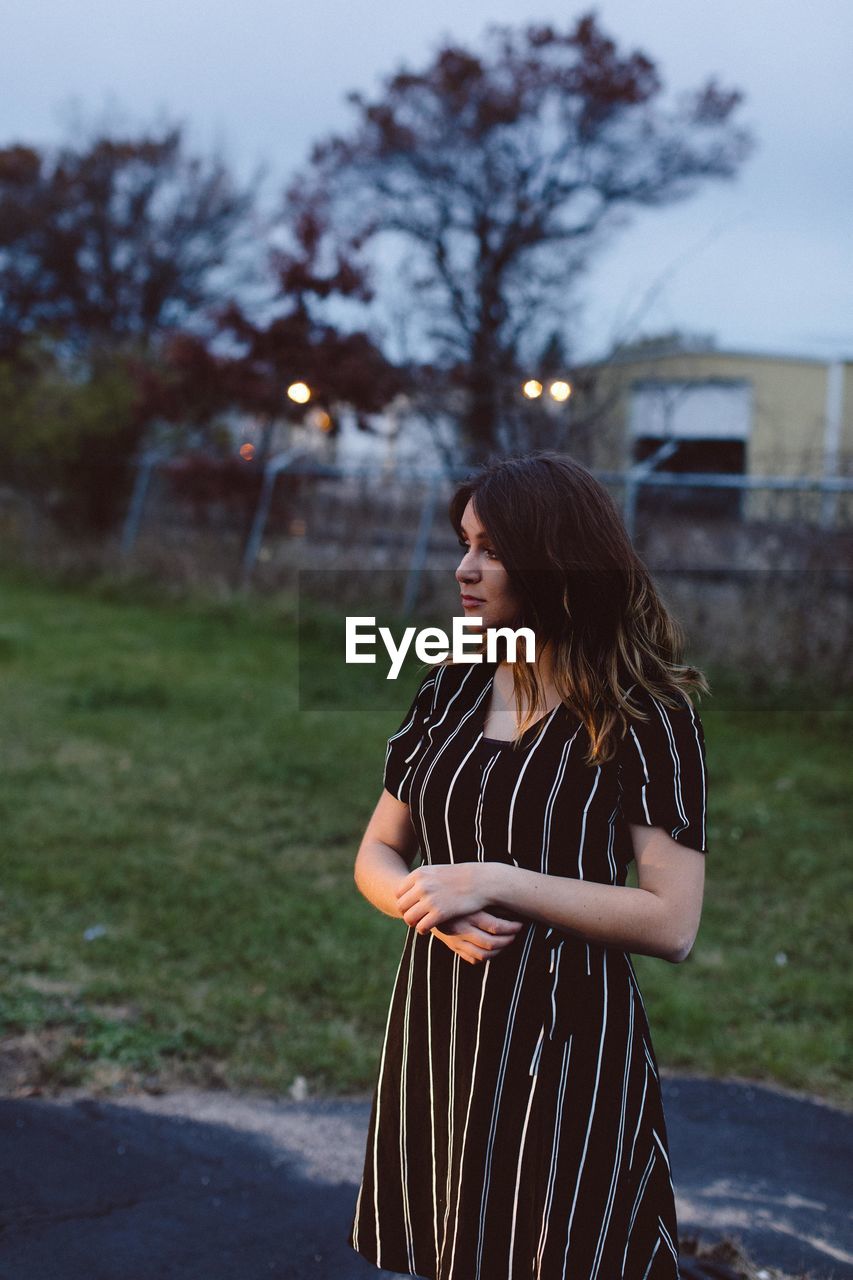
[478,661,563,747]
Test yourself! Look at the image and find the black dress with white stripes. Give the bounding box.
[348,658,709,1280]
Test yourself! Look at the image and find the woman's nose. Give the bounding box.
[455,553,479,582]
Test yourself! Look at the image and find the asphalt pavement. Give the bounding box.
[0,1074,850,1280]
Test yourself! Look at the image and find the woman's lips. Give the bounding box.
[461,595,485,606]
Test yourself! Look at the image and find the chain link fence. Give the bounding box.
[1,454,851,683]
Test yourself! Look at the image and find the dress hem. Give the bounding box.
[349,1243,433,1279]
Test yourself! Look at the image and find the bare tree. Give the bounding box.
[286,13,755,460]
[0,122,258,357]
[0,119,260,527]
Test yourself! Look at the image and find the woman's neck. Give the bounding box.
[495,640,559,715]
[497,638,555,683]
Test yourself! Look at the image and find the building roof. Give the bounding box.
[581,346,853,369]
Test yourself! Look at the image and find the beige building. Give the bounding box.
[570,346,853,523]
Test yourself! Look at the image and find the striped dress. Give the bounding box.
[348,658,709,1280]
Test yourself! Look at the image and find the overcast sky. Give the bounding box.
[3,0,851,363]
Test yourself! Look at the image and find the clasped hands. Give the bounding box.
[396,862,523,966]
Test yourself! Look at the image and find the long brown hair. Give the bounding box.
[445,450,710,765]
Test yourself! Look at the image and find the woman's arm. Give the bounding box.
[354,790,525,961]
[395,823,706,963]
[354,790,420,919]
[486,825,705,962]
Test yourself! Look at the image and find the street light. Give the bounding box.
[522,379,543,399]
[307,407,332,432]
[549,380,572,402]
[287,381,311,404]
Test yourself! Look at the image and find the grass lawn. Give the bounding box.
[0,569,850,1105]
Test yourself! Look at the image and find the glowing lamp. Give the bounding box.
[287,381,311,404]
[239,443,256,460]
[309,408,332,432]
[522,380,543,399]
[549,380,572,402]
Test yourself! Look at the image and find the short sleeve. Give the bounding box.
[618,687,709,853]
[383,666,439,803]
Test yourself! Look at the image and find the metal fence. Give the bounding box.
[2,450,849,681]
[117,452,853,607]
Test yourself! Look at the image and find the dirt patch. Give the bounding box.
[680,1234,814,1279]
[0,1028,73,1095]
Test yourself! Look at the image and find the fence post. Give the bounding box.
[401,473,442,619]
[623,439,680,542]
[120,450,162,557]
[821,360,844,530]
[239,449,300,590]
[623,472,638,545]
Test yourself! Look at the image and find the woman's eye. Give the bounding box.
[457,537,498,561]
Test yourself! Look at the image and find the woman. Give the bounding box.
[348,451,709,1280]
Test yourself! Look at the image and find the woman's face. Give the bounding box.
[454,498,521,631]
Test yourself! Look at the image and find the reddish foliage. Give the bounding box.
[287,11,753,457]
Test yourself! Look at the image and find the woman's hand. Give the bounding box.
[396,862,493,934]
[430,911,524,965]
